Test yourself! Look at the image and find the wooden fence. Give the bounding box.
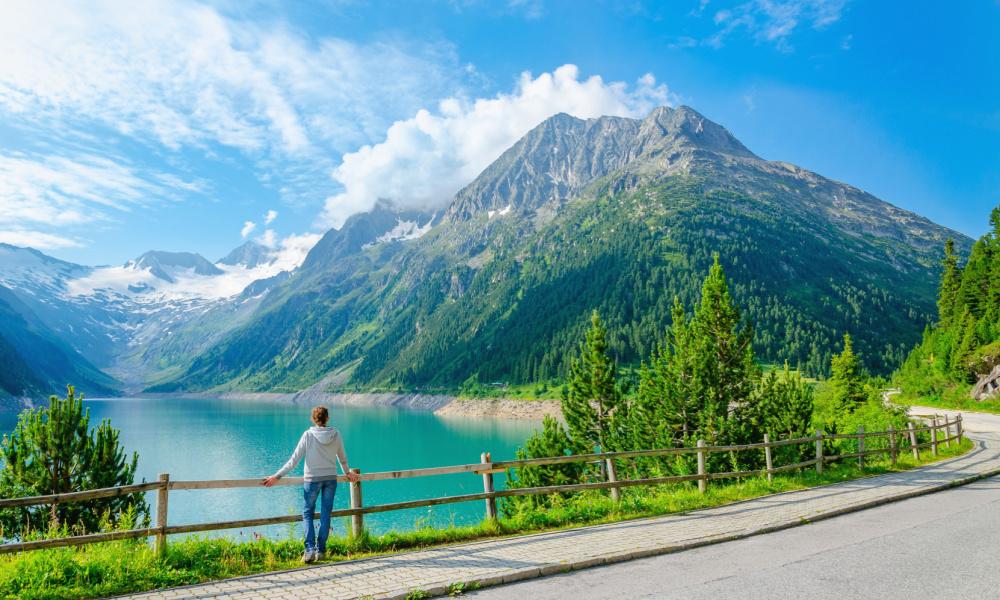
[0,414,963,556]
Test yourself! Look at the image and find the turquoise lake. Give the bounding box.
[0,397,537,540]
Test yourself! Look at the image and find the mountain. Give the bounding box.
[126,251,224,283]
[218,241,274,269]
[0,205,445,395]
[155,105,972,394]
[0,284,118,401]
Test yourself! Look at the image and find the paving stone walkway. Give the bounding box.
[121,432,1000,600]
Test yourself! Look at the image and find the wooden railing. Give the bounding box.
[0,414,964,555]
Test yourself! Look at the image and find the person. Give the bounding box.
[262,406,359,564]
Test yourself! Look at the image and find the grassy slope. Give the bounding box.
[0,439,972,600]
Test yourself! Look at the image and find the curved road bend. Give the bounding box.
[469,409,1000,600]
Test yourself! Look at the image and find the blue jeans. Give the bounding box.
[302,479,337,553]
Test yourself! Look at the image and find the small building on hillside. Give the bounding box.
[972,364,1000,401]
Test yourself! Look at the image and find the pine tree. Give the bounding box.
[504,416,585,511]
[937,238,962,327]
[0,386,147,537]
[688,255,758,442]
[561,311,623,451]
[830,334,867,413]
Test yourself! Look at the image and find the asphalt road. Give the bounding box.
[468,411,1000,600]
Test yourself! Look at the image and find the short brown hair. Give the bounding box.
[311,406,329,426]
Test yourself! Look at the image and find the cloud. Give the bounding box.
[321,64,673,226]
[260,229,278,248]
[0,229,84,250]
[705,0,849,50]
[240,221,256,238]
[0,152,193,229]
[264,210,278,225]
[0,0,462,158]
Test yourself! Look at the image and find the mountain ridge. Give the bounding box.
[153,105,971,394]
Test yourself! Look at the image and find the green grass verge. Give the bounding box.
[0,439,973,600]
[897,386,1000,415]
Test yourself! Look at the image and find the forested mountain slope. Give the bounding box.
[154,106,971,393]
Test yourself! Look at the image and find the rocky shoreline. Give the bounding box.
[141,390,560,420]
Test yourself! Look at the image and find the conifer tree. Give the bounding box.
[937,238,962,326]
[831,334,867,413]
[0,386,147,537]
[688,255,758,441]
[561,311,622,451]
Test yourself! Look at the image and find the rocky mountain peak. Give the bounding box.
[218,241,273,269]
[127,251,223,283]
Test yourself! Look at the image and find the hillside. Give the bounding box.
[0,285,118,401]
[155,105,971,393]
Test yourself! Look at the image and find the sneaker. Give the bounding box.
[303,550,316,564]
[315,550,325,561]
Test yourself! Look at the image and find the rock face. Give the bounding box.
[972,365,1000,400]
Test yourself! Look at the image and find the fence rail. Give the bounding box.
[0,413,964,555]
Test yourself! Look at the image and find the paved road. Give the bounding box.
[467,409,1000,600]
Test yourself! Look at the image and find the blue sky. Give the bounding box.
[0,0,996,266]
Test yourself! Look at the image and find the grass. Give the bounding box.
[897,386,1000,415]
[0,438,973,600]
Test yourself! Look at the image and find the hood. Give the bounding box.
[308,426,339,445]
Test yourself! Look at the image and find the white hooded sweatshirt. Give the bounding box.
[273,426,350,481]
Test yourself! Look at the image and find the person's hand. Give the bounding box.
[262,475,279,487]
[345,472,360,483]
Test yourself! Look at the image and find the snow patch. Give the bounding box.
[488,204,512,219]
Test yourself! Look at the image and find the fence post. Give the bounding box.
[944,416,952,448]
[697,439,707,493]
[888,425,897,465]
[957,414,963,443]
[481,452,498,520]
[815,430,824,475]
[908,422,919,460]
[606,457,621,503]
[763,433,773,483]
[931,417,939,457]
[155,473,169,558]
[349,468,364,538]
[857,426,865,470]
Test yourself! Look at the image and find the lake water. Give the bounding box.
[0,397,537,539]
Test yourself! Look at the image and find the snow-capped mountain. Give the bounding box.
[0,202,439,394]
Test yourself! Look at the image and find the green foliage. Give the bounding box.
[0,387,147,539]
[830,334,867,413]
[504,416,586,511]
[895,204,1000,405]
[561,311,623,451]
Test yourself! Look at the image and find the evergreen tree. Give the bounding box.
[937,238,961,326]
[688,255,758,442]
[504,416,585,511]
[830,334,867,413]
[561,311,623,451]
[0,386,147,538]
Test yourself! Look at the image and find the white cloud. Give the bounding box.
[264,210,278,225]
[706,0,848,50]
[240,221,256,238]
[0,0,464,158]
[0,152,190,228]
[321,64,673,226]
[0,229,84,250]
[260,229,278,248]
